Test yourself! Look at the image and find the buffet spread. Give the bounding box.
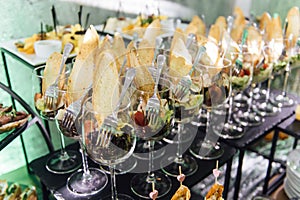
[1,4,300,200]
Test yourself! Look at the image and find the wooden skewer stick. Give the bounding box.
[213,160,220,184]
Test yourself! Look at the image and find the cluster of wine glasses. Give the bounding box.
[30,11,300,200]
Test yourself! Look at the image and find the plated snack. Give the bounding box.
[0,104,30,133]
[171,167,191,200]
[205,161,224,200]
[15,24,83,55]
[0,181,37,200]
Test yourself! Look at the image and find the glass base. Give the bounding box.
[252,102,281,117]
[100,157,137,175]
[130,171,171,199]
[67,168,108,196]
[251,87,267,100]
[233,110,264,127]
[270,94,294,108]
[233,93,248,108]
[161,154,198,177]
[133,140,165,160]
[213,122,245,139]
[189,140,224,160]
[46,150,82,174]
[102,194,135,200]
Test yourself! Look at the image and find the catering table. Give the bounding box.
[29,141,236,200]
[220,91,299,200]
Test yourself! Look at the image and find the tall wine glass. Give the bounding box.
[161,49,203,177]
[253,40,283,116]
[214,51,253,139]
[32,65,81,174]
[83,95,136,200]
[233,47,264,127]
[271,36,298,107]
[130,64,174,199]
[56,87,108,196]
[189,58,231,160]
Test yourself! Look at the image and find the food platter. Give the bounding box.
[0,38,76,67]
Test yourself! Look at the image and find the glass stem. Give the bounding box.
[265,75,273,102]
[176,123,184,164]
[247,84,255,113]
[281,62,290,97]
[57,125,69,159]
[109,164,118,200]
[227,94,234,124]
[79,141,91,180]
[147,140,155,183]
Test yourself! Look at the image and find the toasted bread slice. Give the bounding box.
[170,28,186,51]
[92,50,119,125]
[215,16,227,37]
[111,33,126,72]
[142,19,162,47]
[67,25,99,103]
[259,12,271,32]
[76,25,99,60]
[231,7,246,42]
[125,40,155,93]
[136,39,155,67]
[185,15,206,37]
[169,38,192,78]
[247,26,263,66]
[266,14,283,41]
[208,24,221,45]
[42,52,64,95]
[286,6,300,47]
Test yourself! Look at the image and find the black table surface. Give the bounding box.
[222,92,299,149]
[29,139,236,200]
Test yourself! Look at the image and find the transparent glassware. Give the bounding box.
[32,65,81,174]
[189,58,231,160]
[253,40,284,116]
[83,95,136,200]
[130,66,174,199]
[56,87,108,196]
[233,42,265,127]
[214,51,253,139]
[271,36,299,107]
[160,50,203,177]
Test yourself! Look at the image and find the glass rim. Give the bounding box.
[82,95,131,115]
[32,65,70,80]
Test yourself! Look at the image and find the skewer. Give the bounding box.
[213,160,221,184]
[177,166,186,186]
[149,181,158,200]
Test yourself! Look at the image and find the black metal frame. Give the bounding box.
[0,82,54,173]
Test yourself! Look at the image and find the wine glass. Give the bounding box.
[233,43,264,127]
[252,40,283,116]
[83,95,136,200]
[271,36,298,107]
[32,65,81,174]
[189,58,231,160]
[160,49,203,177]
[56,87,108,196]
[130,64,174,199]
[214,51,253,139]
